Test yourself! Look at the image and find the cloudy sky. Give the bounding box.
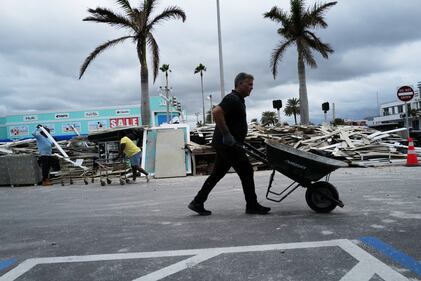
[1,0,421,124]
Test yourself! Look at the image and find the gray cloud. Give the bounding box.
[1,0,420,125]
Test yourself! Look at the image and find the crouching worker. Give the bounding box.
[32,124,54,186]
[117,131,150,182]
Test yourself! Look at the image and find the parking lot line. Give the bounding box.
[0,239,410,281]
[0,260,16,272]
[360,236,421,277]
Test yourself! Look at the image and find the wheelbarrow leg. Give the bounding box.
[265,170,276,199]
[266,170,301,203]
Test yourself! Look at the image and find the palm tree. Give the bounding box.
[79,0,186,127]
[260,111,278,126]
[284,97,300,125]
[264,0,337,125]
[194,63,207,124]
[159,64,171,88]
[160,64,171,122]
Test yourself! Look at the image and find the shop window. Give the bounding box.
[398,105,403,113]
[383,108,389,116]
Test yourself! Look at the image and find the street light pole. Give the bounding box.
[160,86,170,123]
[165,86,170,123]
[208,94,213,123]
[216,0,225,99]
[194,112,200,125]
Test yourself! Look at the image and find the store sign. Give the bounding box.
[23,115,38,122]
[110,117,139,128]
[55,113,69,119]
[84,111,99,118]
[116,109,130,115]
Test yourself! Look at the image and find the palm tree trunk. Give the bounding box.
[138,42,151,126]
[165,72,169,123]
[201,73,205,124]
[297,47,309,125]
[293,111,297,125]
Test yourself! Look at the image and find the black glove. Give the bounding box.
[36,124,43,129]
[222,132,236,147]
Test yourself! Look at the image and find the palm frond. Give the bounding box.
[263,6,288,24]
[147,33,160,82]
[304,31,334,58]
[115,0,133,15]
[270,40,294,79]
[305,1,337,28]
[143,0,157,22]
[147,6,186,30]
[84,8,134,30]
[79,36,133,79]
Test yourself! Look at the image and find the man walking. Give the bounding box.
[188,72,271,215]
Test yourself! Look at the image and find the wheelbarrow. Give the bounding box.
[242,139,348,213]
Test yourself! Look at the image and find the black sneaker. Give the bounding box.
[188,201,212,216]
[245,203,271,215]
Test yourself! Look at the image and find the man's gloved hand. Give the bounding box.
[36,124,43,129]
[222,132,236,147]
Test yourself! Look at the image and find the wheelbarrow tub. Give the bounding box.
[266,139,347,186]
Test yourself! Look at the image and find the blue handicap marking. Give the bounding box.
[0,258,16,272]
[360,236,421,277]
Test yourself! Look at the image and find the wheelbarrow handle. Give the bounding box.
[236,143,269,165]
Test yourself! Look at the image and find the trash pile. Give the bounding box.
[189,123,421,168]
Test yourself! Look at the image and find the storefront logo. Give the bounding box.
[23,115,37,121]
[116,109,130,115]
[110,117,139,128]
[84,111,99,118]
[55,113,69,119]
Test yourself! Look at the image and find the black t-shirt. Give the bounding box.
[212,90,248,146]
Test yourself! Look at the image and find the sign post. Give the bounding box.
[272,100,282,125]
[397,86,415,138]
[322,102,330,125]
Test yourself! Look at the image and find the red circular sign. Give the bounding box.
[397,86,414,102]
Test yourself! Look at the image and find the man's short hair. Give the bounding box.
[234,72,254,87]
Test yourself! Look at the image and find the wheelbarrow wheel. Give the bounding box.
[305,181,339,213]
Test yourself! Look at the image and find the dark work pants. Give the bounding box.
[40,155,52,181]
[193,145,258,206]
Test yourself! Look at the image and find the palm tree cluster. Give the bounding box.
[79,0,336,127]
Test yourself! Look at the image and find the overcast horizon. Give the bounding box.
[1,0,421,125]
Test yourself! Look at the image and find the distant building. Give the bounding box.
[368,82,421,134]
[344,119,368,126]
[0,96,183,142]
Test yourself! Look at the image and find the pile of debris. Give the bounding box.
[189,123,420,167]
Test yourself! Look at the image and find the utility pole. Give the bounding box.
[216,0,225,99]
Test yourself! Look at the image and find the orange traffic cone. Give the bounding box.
[406,137,419,166]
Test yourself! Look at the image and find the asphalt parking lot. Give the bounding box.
[0,166,420,281]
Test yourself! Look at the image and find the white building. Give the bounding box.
[368,82,421,134]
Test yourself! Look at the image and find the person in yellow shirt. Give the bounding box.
[117,131,149,182]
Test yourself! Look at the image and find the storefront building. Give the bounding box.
[0,96,182,142]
